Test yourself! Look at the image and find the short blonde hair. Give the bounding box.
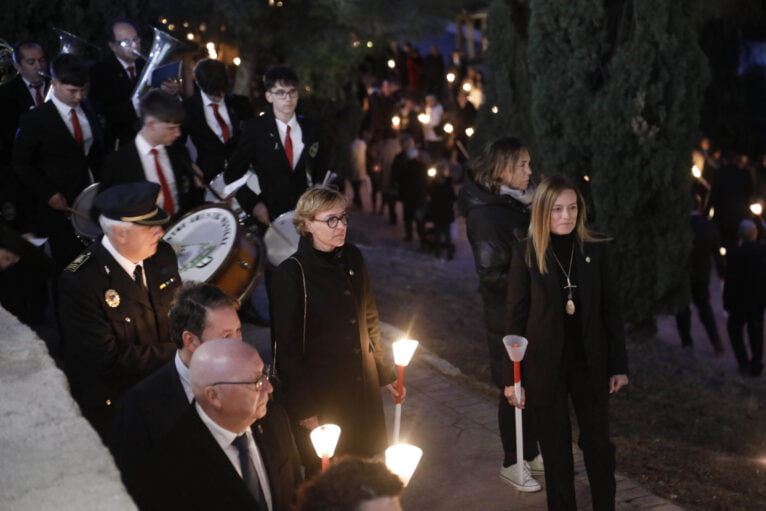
[469,136,529,193]
[293,186,348,235]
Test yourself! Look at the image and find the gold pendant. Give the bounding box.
[566,299,575,315]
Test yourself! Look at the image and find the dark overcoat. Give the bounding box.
[272,236,396,456]
[505,240,628,406]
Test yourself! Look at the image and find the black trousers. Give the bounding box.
[675,278,722,350]
[531,361,615,511]
[726,307,764,372]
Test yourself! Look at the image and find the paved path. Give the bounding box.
[378,324,683,510]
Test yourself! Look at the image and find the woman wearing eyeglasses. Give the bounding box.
[272,186,401,471]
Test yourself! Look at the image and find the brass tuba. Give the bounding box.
[0,38,16,85]
[43,28,102,100]
[130,27,185,114]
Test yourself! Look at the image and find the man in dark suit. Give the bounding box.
[89,17,145,152]
[134,338,302,511]
[113,282,242,490]
[59,182,181,441]
[101,88,203,218]
[183,58,253,185]
[224,65,323,225]
[0,41,49,232]
[13,53,105,269]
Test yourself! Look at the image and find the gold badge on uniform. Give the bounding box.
[105,289,121,308]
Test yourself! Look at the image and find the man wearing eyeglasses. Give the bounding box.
[89,18,145,151]
[224,65,323,227]
[133,338,302,511]
[113,282,242,491]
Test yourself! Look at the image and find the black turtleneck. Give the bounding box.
[549,232,585,362]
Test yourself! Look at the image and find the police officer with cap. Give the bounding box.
[59,181,182,442]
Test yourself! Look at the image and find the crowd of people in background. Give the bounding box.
[0,16,764,511]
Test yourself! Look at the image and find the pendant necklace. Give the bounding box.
[551,242,576,315]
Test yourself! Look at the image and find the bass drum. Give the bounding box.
[163,204,264,302]
[263,210,300,266]
[71,182,103,244]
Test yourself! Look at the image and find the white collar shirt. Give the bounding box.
[135,133,179,210]
[50,92,94,156]
[174,351,193,403]
[274,114,303,169]
[201,91,233,143]
[195,403,273,510]
[101,235,146,287]
[22,76,47,106]
[116,55,138,77]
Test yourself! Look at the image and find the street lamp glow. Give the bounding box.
[462,82,472,92]
[417,113,430,124]
[751,203,763,216]
[491,105,499,114]
[386,444,423,486]
[446,72,456,83]
[233,57,241,66]
[692,165,702,178]
[387,59,396,69]
[206,42,218,60]
[443,122,454,134]
[465,127,475,137]
[393,339,419,366]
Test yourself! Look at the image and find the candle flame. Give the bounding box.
[692,165,702,178]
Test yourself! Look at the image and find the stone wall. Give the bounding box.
[0,306,136,510]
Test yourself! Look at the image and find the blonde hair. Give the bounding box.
[469,136,529,192]
[526,175,606,273]
[293,186,348,235]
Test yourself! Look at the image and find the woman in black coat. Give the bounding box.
[505,176,629,510]
[272,186,400,470]
[456,136,542,491]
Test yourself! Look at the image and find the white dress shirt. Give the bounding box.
[195,403,273,510]
[274,115,303,169]
[174,351,193,403]
[101,235,146,287]
[135,133,179,210]
[50,92,94,155]
[22,76,47,106]
[201,91,233,143]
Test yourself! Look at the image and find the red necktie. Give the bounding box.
[150,148,176,215]
[127,65,136,84]
[210,103,230,143]
[284,125,293,168]
[30,83,43,105]
[70,109,84,150]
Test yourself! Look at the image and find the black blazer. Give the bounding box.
[0,75,49,164]
[505,240,628,406]
[101,139,202,217]
[112,358,188,492]
[182,91,253,181]
[89,55,145,150]
[224,110,322,219]
[134,401,302,511]
[12,100,104,204]
[59,241,180,410]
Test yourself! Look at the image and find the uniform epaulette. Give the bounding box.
[65,252,91,272]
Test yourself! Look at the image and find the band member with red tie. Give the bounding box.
[89,17,145,152]
[182,58,253,184]
[224,65,323,226]
[0,41,49,232]
[100,88,203,218]
[12,53,104,269]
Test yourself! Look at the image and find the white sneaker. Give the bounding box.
[499,463,542,492]
[525,454,545,475]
